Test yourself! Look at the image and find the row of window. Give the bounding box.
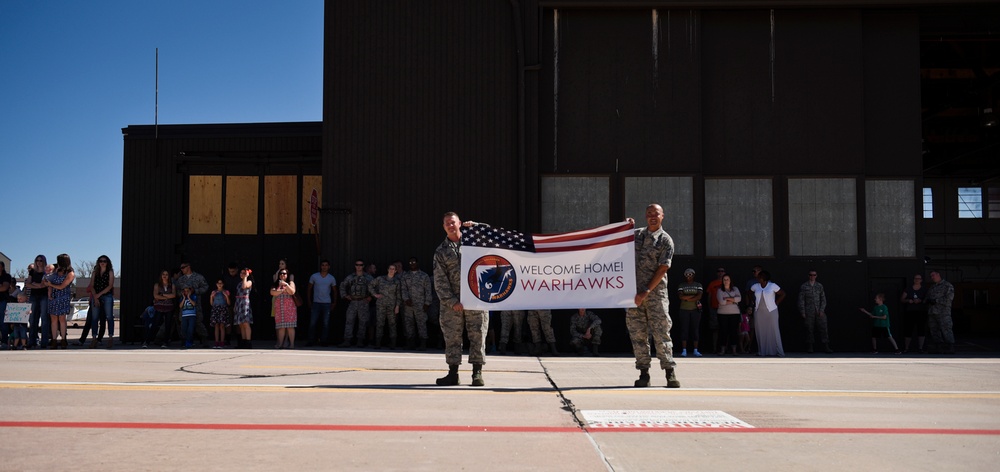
[922,187,1000,219]
[541,177,915,258]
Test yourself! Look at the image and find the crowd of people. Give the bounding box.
[2,206,959,380]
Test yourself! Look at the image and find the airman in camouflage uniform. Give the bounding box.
[498,310,525,355]
[570,308,602,356]
[627,204,681,388]
[526,309,560,355]
[369,265,403,349]
[339,260,374,347]
[433,212,488,386]
[401,257,433,350]
[925,270,955,354]
[798,270,832,353]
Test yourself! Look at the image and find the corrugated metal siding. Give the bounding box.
[324,0,520,277]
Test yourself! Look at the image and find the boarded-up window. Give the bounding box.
[265,175,297,234]
[188,176,222,234]
[866,180,915,258]
[788,178,858,256]
[625,177,694,255]
[541,176,609,233]
[302,176,322,234]
[705,179,773,257]
[225,176,259,235]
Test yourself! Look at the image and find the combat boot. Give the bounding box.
[436,365,460,386]
[338,338,353,348]
[806,343,814,353]
[634,368,650,387]
[374,338,381,349]
[471,364,485,387]
[389,337,397,350]
[529,342,540,356]
[406,337,416,350]
[591,344,600,357]
[418,338,427,351]
[823,343,833,353]
[548,342,561,356]
[498,342,507,355]
[665,368,681,388]
[943,343,955,354]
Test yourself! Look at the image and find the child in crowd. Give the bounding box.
[739,311,751,354]
[179,287,198,349]
[7,279,29,350]
[859,293,901,354]
[210,279,230,349]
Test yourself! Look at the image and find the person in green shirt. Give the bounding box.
[859,293,900,354]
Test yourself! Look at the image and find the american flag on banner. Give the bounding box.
[462,221,635,253]
[460,221,637,310]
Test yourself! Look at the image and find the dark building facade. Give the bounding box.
[120,1,1000,350]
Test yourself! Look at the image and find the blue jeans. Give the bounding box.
[92,294,115,338]
[181,316,196,346]
[310,302,331,343]
[29,297,49,347]
[143,308,165,345]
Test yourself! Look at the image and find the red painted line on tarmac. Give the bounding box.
[0,421,579,433]
[2,422,998,436]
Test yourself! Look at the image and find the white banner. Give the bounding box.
[4,303,31,324]
[460,222,636,311]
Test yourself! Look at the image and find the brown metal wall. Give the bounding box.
[323,0,520,277]
[120,123,322,342]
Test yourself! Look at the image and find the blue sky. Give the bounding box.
[0,0,323,277]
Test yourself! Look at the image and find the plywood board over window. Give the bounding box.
[302,175,322,234]
[188,175,221,234]
[226,176,259,235]
[265,175,297,234]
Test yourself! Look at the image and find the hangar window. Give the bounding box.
[704,178,772,257]
[866,180,915,258]
[958,187,983,218]
[923,187,933,219]
[788,178,858,256]
[625,176,694,255]
[541,176,610,233]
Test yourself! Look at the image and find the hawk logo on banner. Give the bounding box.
[460,221,637,310]
[468,255,516,303]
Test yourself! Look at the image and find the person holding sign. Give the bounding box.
[626,204,681,388]
[433,212,489,387]
[5,279,30,350]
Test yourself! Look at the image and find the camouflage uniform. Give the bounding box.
[499,310,525,344]
[433,238,488,366]
[400,269,432,340]
[340,272,374,342]
[369,274,402,344]
[797,281,829,345]
[526,309,556,343]
[627,226,677,371]
[569,310,602,348]
[926,279,955,345]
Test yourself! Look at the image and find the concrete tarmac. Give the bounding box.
[2,345,999,471]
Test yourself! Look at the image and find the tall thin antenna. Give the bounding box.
[155,47,159,139]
